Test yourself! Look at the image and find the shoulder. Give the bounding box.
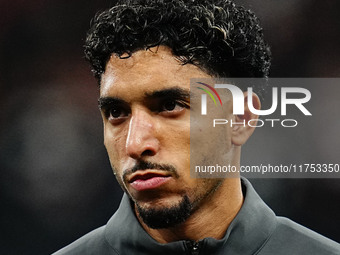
[258,217,340,255]
[52,226,119,255]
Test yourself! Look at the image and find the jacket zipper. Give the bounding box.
[186,240,200,255]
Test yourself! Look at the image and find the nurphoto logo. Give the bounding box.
[197,81,312,128]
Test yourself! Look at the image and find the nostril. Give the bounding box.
[141,149,156,157]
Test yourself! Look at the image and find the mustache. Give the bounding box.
[123,160,179,182]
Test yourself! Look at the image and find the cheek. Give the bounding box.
[190,113,234,179]
[161,122,190,161]
[104,125,127,168]
[170,127,190,150]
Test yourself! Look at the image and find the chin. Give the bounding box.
[135,193,183,210]
[135,194,193,229]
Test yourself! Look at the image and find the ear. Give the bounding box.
[231,91,261,146]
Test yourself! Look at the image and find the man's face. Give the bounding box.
[99,46,235,228]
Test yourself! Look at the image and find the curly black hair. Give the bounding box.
[84,0,271,83]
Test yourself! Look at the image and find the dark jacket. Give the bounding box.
[53,178,340,254]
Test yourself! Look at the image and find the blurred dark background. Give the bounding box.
[0,0,339,254]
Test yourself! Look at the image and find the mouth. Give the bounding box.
[128,171,172,191]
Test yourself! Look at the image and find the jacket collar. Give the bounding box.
[105,178,277,254]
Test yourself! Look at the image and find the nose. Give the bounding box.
[125,109,160,159]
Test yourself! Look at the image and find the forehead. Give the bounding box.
[100,46,211,98]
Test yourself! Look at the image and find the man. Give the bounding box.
[54,0,339,254]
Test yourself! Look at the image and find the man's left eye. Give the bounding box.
[161,99,188,113]
[162,100,178,111]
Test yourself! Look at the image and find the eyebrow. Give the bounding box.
[98,87,192,110]
[98,97,125,110]
[144,87,191,99]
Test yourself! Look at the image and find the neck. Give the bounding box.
[136,177,243,243]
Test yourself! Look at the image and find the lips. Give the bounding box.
[129,172,171,191]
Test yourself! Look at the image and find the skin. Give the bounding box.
[99,46,260,243]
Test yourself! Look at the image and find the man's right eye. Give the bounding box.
[110,108,124,118]
[106,106,129,124]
